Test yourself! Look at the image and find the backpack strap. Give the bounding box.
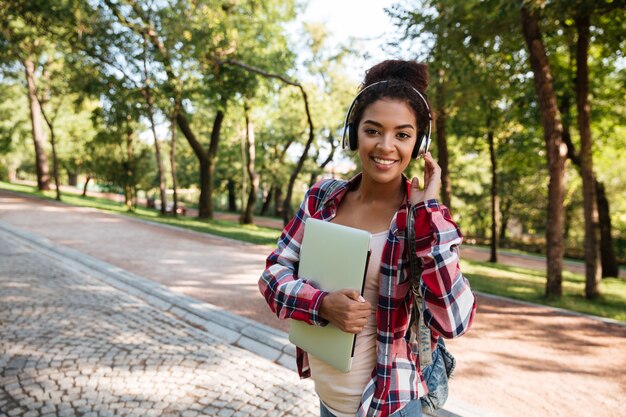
[407,204,433,368]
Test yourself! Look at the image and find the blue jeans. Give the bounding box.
[320,399,423,417]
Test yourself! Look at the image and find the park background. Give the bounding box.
[1,1,625,322]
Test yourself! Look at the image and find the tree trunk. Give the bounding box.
[261,185,274,216]
[23,59,50,190]
[596,180,618,277]
[176,109,224,219]
[309,133,338,187]
[67,170,78,187]
[241,108,258,224]
[124,123,134,211]
[145,92,167,215]
[175,110,208,217]
[169,107,179,216]
[240,123,247,219]
[227,179,237,212]
[575,13,602,298]
[39,105,61,201]
[521,6,567,297]
[488,128,499,263]
[282,87,316,225]
[199,158,209,217]
[560,63,618,280]
[274,185,284,218]
[82,176,91,197]
[499,198,512,241]
[206,110,224,219]
[435,68,451,209]
[142,44,167,216]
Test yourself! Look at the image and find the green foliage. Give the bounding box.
[0,81,30,156]
[391,0,625,268]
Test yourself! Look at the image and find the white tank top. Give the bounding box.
[308,230,387,417]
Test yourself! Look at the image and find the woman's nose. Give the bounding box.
[376,133,394,151]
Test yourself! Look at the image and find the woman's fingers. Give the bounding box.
[346,317,369,334]
[419,152,441,202]
[320,290,372,334]
[410,153,443,205]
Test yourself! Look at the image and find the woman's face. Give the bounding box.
[357,98,417,185]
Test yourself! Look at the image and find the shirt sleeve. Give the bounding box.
[411,199,476,338]
[258,186,329,326]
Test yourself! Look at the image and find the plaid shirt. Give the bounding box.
[259,174,476,417]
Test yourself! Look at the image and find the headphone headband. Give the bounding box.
[341,79,432,158]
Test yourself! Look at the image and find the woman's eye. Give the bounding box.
[397,132,412,139]
[364,129,379,135]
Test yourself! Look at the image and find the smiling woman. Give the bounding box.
[259,60,476,417]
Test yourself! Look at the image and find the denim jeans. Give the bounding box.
[320,399,423,417]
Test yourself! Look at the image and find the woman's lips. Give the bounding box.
[371,156,398,170]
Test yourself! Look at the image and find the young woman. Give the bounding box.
[259,60,476,417]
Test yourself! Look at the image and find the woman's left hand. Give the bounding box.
[409,152,442,206]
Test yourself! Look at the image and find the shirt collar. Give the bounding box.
[323,172,412,235]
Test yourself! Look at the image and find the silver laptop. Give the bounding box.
[289,218,371,372]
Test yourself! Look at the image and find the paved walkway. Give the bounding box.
[20,179,624,279]
[1,189,625,417]
[0,226,318,417]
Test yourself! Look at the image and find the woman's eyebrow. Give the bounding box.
[362,120,415,130]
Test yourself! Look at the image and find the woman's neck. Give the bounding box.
[353,173,405,204]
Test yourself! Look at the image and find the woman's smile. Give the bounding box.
[371,156,399,170]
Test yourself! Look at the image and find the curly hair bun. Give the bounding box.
[363,60,429,92]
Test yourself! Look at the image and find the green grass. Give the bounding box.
[2,180,625,322]
[0,181,281,246]
[462,258,626,322]
[471,243,585,264]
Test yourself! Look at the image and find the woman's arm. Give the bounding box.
[258,185,330,326]
[411,199,476,338]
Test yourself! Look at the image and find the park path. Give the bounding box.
[17,179,624,280]
[0,220,318,417]
[1,188,625,417]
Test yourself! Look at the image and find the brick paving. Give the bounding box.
[0,229,318,417]
[1,189,625,417]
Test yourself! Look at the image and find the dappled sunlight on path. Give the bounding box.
[1,188,625,417]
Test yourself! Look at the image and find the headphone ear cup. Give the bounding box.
[413,131,424,159]
[348,123,358,151]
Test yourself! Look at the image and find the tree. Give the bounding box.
[240,103,258,224]
[218,59,317,225]
[0,1,76,190]
[22,58,50,190]
[521,4,568,297]
[100,0,297,220]
[574,9,602,298]
[141,34,167,215]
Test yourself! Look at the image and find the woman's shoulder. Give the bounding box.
[310,177,347,192]
[305,177,349,208]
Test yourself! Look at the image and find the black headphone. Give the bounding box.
[341,80,432,159]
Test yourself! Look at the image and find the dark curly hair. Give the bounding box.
[348,60,431,136]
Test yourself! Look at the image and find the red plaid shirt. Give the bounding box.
[259,174,476,417]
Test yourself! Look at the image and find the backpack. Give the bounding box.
[406,203,456,413]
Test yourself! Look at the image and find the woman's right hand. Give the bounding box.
[319,289,372,334]
[409,152,442,205]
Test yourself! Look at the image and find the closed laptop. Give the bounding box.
[289,218,371,372]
